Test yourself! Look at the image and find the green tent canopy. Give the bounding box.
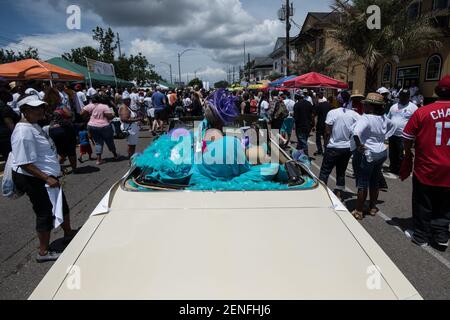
[47,57,134,88]
[157,80,176,89]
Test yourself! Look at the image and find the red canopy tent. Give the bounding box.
[283,72,349,90]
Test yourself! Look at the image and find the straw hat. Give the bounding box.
[351,89,365,99]
[362,93,385,105]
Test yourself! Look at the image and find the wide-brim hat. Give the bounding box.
[17,94,47,109]
[362,93,385,106]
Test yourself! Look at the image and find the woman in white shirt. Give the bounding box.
[11,94,76,263]
[352,93,396,220]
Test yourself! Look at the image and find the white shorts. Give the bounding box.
[121,123,139,146]
[127,132,139,146]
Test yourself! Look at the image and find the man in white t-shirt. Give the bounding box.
[259,93,270,121]
[303,89,314,106]
[319,105,360,199]
[129,88,140,111]
[281,92,295,116]
[387,89,418,175]
[86,86,97,100]
[73,84,87,115]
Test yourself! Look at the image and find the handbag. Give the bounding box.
[1,152,24,199]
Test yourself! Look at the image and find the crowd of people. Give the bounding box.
[1,73,449,262]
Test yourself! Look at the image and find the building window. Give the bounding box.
[433,0,450,10]
[319,38,325,53]
[426,54,442,81]
[407,1,422,20]
[382,63,392,83]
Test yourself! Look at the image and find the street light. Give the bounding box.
[160,61,173,84]
[178,48,195,87]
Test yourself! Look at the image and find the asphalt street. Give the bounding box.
[0,129,449,300]
[302,135,450,300]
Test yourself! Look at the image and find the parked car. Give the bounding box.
[30,116,421,300]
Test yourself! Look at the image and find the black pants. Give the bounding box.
[315,131,325,155]
[412,176,450,245]
[389,136,404,175]
[13,172,69,233]
[319,148,352,189]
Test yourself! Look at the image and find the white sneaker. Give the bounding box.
[436,241,449,247]
[405,230,429,247]
[36,251,61,263]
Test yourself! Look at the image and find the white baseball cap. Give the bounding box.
[377,87,390,95]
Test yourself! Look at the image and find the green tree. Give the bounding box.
[62,46,100,66]
[214,80,229,88]
[113,55,132,80]
[188,78,203,88]
[0,47,39,63]
[128,53,161,85]
[331,0,442,92]
[92,27,117,63]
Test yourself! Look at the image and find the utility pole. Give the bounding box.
[248,53,251,81]
[278,1,294,76]
[243,41,246,81]
[116,32,122,57]
[233,66,235,84]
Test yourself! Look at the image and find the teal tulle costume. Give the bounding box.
[130,90,315,191]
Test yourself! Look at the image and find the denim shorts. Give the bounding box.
[355,150,387,190]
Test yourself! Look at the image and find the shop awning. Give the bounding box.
[0,59,84,81]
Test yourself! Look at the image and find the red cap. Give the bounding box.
[438,75,450,89]
[74,84,82,90]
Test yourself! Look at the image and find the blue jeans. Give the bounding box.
[319,148,352,189]
[88,125,117,156]
[355,150,387,190]
[296,129,310,156]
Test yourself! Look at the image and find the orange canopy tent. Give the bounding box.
[0,59,84,82]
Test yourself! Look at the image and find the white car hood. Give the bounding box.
[30,187,421,300]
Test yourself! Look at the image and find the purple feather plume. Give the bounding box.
[206,89,239,125]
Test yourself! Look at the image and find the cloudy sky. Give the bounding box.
[0,0,332,83]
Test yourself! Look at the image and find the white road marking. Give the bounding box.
[306,140,450,272]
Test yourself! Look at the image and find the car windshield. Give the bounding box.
[122,115,318,192]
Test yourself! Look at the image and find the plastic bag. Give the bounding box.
[1,152,24,199]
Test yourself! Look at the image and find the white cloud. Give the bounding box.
[3,32,97,60]
[195,67,227,80]
[129,39,167,58]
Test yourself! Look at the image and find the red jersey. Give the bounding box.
[402,100,450,187]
